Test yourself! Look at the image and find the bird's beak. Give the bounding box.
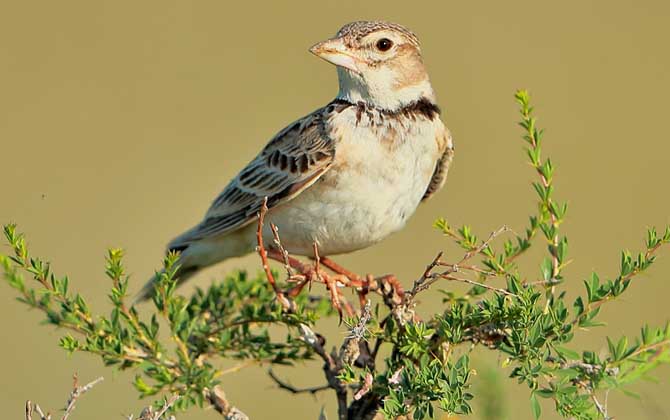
[309,38,361,74]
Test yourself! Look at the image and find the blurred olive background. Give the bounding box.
[1,1,669,419]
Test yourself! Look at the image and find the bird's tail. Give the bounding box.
[133,252,200,303]
[134,228,247,303]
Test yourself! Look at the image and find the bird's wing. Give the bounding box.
[169,108,336,250]
[422,125,454,201]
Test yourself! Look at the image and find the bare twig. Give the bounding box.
[271,223,295,280]
[407,252,444,298]
[24,375,103,420]
[408,226,515,300]
[25,400,34,420]
[268,369,331,395]
[439,274,517,297]
[590,391,611,420]
[437,261,497,276]
[256,197,291,310]
[62,375,104,420]
[33,404,48,420]
[461,225,511,262]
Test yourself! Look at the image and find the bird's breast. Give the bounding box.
[265,110,442,256]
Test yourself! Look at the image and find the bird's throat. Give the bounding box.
[336,67,436,113]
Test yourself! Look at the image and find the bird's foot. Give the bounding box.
[265,249,405,320]
[317,257,406,313]
[265,249,354,320]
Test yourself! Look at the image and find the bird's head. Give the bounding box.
[310,21,435,111]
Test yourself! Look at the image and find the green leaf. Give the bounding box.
[530,392,542,419]
[541,258,553,281]
[535,388,554,398]
[555,346,580,360]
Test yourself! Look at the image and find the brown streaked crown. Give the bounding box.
[336,21,420,48]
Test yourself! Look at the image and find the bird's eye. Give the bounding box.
[375,38,393,52]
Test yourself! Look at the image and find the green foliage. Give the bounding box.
[381,354,473,419]
[2,90,670,420]
[0,233,330,412]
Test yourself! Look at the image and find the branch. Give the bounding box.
[62,375,104,420]
[205,386,249,420]
[268,369,331,395]
[25,375,103,420]
[516,90,566,303]
[407,226,516,300]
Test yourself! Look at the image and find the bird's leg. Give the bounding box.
[310,243,321,292]
[265,245,359,320]
[317,256,372,313]
[319,257,364,284]
[310,246,354,320]
[338,288,356,318]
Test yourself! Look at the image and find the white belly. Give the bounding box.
[265,119,440,256]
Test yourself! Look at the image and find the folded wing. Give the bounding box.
[422,126,454,201]
[169,108,336,251]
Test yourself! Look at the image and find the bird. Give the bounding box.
[137,20,454,300]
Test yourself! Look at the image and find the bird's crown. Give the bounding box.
[336,21,420,48]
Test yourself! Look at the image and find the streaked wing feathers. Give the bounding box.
[168,109,335,250]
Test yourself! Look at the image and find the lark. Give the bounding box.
[138,21,454,299]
